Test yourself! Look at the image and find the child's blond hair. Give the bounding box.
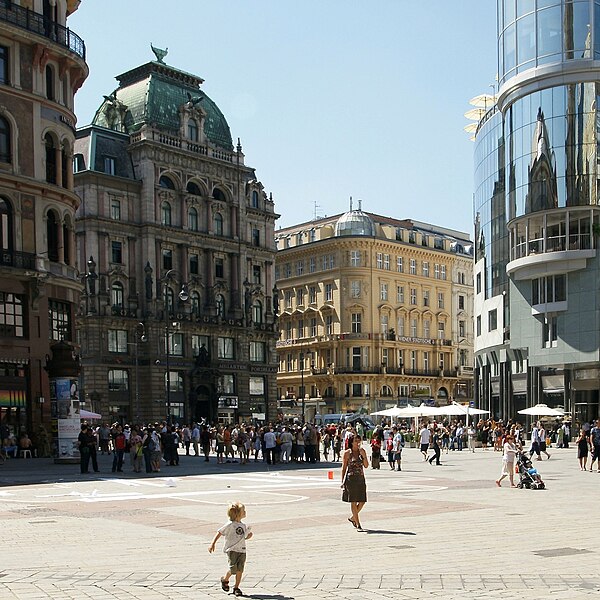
[227,501,245,522]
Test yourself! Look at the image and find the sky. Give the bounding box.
[69,1,498,237]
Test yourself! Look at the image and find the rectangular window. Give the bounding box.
[423,290,430,307]
[309,286,317,304]
[410,288,417,305]
[326,315,333,334]
[397,256,403,272]
[380,283,388,301]
[296,288,304,306]
[410,350,417,369]
[286,354,293,372]
[476,315,481,336]
[488,309,498,331]
[110,199,121,220]
[321,255,328,270]
[410,259,416,275]
[252,228,260,247]
[310,317,317,336]
[422,261,429,277]
[532,274,567,305]
[308,257,316,273]
[351,313,362,333]
[250,341,266,362]
[297,318,304,338]
[459,320,465,338]
[397,317,405,336]
[325,283,333,302]
[476,273,481,293]
[441,265,446,280]
[383,254,390,270]
[423,351,429,371]
[192,334,209,357]
[437,292,444,309]
[350,250,361,266]
[252,265,261,284]
[350,280,361,298]
[219,374,235,394]
[296,260,304,276]
[434,264,440,279]
[543,315,558,348]
[189,254,199,275]
[376,253,383,269]
[111,241,122,264]
[328,254,335,269]
[424,320,430,338]
[48,299,71,341]
[217,337,235,359]
[0,292,25,338]
[215,258,224,278]
[296,232,303,245]
[284,263,291,278]
[411,318,417,337]
[108,369,128,392]
[382,348,388,366]
[437,321,445,339]
[108,329,127,353]
[397,286,404,303]
[0,45,9,85]
[162,248,172,270]
[458,295,465,310]
[285,291,293,308]
[285,322,292,340]
[168,332,183,356]
[103,156,115,175]
[352,383,362,397]
[381,314,389,334]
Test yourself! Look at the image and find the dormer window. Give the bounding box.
[159,175,175,189]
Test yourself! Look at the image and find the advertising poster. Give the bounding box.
[53,377,81,460]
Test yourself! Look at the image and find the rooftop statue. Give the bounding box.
[150,43,168,64]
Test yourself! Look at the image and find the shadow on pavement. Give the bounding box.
[247,595,295,600]
[363,529,416,535]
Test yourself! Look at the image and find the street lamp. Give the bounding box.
[163,269,188,425]
[133,322,147,425]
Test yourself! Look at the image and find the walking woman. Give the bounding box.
[576,428,591,471]
[341,434,368,531]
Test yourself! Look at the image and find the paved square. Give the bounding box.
[0,446,598,599]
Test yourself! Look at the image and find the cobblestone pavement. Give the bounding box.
[0,446,598,599]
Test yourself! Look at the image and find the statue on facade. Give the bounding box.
[272,284,279,316]
[151,43,168,64]
[144,262,153,300]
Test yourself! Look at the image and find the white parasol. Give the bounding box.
[517,404,564,417]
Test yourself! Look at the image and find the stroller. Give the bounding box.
[516,451,546,489]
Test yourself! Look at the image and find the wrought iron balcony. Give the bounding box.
[0,249,36,270]
[0,2,86,60]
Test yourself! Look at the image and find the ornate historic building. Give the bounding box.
[473,0,600,422]
[74,49,278,425]
[275,205,474,420]
[0,0,87,434]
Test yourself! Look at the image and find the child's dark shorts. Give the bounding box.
[227,550,246,573]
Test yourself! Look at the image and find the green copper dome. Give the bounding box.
[92,61,233,151]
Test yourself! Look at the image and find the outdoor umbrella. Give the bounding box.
[517,404,563,417]
[80,409,102,420]
[371,406,406,417]
[397,404,441,418]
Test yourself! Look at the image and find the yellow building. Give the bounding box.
[275,205,474,420]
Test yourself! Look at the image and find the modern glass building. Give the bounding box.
[474,0,600,423]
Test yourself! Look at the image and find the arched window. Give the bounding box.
[213,212,223,236]
[212,187,225,201]
[0,198,12,251]
[380,385,393,397]
[0,116,11,163]
[188,118,198,142]
[187,181,202,196]
[159,175,175,189]
[252,300,262,324]
[252,190,259,208]
[45,133,56,183]
[46,210,59,262]
[111,281,124,308]
[62,216,71,265]
[191,291,200,316]
[188,207,198,231]
[161,201,172,226]
[45,65,55,101]
[215,294,225,318]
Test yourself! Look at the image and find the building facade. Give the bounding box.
[275,206,474,420]
[74,51,278,425]
[0,0,87,436]
[474,0,600,422]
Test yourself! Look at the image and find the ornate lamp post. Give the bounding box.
[162,269,188,424]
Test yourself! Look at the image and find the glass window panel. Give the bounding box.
[565,1,592,57]
[517,14,536,66]
[537,6,562,56]
[504,23,516,74]
[503,0,515,25]
[517,0,534,18]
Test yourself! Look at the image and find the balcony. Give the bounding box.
[0,2,86,60]
[0,249,36,270]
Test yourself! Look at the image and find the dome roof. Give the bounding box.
[92,61,233,151]
[334,208,374,237]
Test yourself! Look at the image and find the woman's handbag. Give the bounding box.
[341,477,349,502]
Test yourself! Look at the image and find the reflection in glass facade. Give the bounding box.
[499,0,599,84]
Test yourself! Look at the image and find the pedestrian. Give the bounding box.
[392,426,405,471]
[386,432,394,469]
[263,427,276,465]
[589,420,600,472]
[529,421,543,461]
[279,427,293,463]
[370,432,381,469]
[538,424,551,459]
[200,425,211,462]
[130,428,143,473]
[495,433,517,487]
[191,423,200,456]
[111,424,126,472]
[341,433,368,531]
[208,501,253,597]
[77,423,99,474]
[419,424,431,461]
[428,426,442,466]
[576,428,591,471]
[467,423,476,452]
[182,424,191,455]
[216,426,225,464]
[98,422,111,454]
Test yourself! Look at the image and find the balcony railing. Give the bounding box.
[0,249,36,270]
[0,2,86,60]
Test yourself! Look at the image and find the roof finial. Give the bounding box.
[150,43,168,64]
[358,198,363,211]
[237,137,242,153]
[350,196,353,211]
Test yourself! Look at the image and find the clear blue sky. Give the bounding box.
[69,1,498,236]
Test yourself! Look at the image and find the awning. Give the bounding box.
[511,377,527,394]
[542,374,564,394]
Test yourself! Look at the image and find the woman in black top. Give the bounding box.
[428,427,442,466]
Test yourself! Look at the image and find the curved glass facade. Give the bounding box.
[505,83,599,220]
[498,0,600,84]
[474,110,510,298]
